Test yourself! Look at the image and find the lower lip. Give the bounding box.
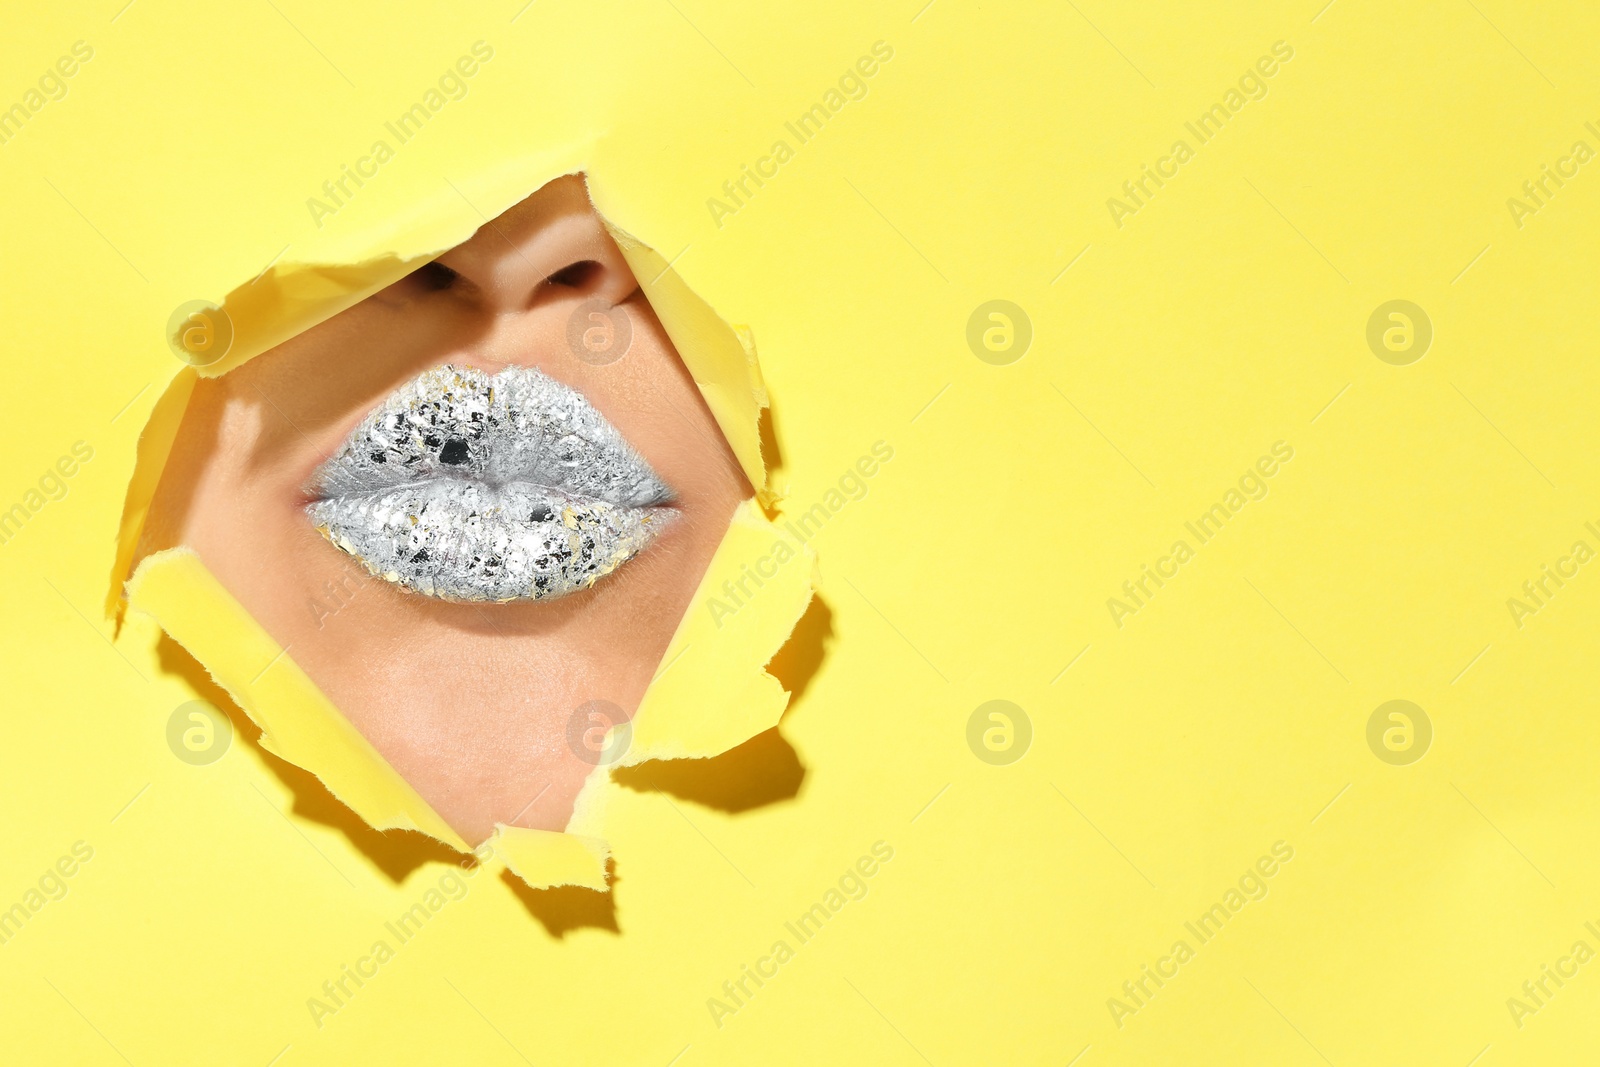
[307,479,671,603]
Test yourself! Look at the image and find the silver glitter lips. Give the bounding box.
[305,364,674,602]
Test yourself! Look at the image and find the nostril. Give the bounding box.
[544,260,604,292]
[411,261,460,291]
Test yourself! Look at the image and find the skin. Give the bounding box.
[139,176,749,845]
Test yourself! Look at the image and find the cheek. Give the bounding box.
[190,392,314,546]
[159,375,376,646]
[609,307,752,513]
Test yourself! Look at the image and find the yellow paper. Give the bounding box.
[623,497,816,765]
[491,827,611,893]
[608,227,776,503]
[7,3,1600,1064]
[125,547,471,852]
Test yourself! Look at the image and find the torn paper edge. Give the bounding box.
[604,224,778,506]
[107,161,813,892]
[125,546,472,853]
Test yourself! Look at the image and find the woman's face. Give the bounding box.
[140,176,749,845]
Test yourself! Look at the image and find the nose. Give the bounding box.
[432,175,639,314]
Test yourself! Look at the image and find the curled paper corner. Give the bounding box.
[619,498,818,767]
[488,827,611,893]
[487,743,619,894]
[124,546,472,853]
[483,764,614,895]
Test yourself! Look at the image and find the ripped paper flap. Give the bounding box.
[126,546,471,853]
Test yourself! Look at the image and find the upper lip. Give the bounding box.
[305,364,673,507]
